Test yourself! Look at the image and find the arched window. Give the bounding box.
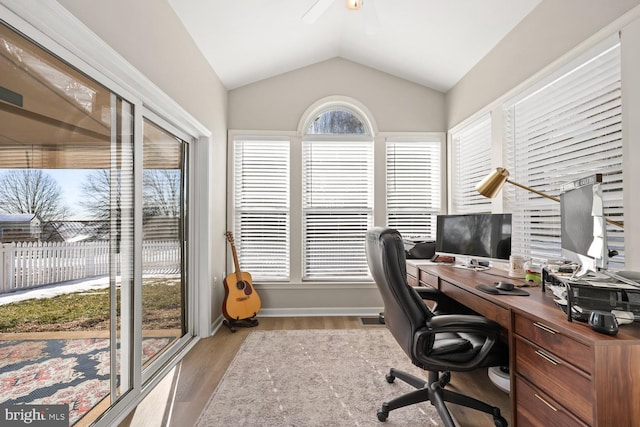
[306,108,368,135]
[302,104,373,280]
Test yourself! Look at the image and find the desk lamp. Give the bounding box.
[475,167,624,228]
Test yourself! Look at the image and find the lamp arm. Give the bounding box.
[604,218,624,228]
[506,179,560,202]
[506,179,624,229]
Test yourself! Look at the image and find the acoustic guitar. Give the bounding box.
[222,231,261,321]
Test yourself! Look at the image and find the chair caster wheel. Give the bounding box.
[377,410,388,421]
[385,373,395,383]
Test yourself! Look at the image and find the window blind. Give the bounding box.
[234,139,290,280]
[302,139,373,280]
[450,114,493,214]
[505,40,624,266]
[385,138,441,239]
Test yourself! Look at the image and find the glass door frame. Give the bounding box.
[0,2,210,425]
[139,108,194,386]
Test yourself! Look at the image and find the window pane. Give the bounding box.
[451,114,493,214]
[505,40,624,266]
[303,140,373,279]
[386,139,441,239]
[306,108,367,135]
[142,118,187,368]
[234,139,290,280]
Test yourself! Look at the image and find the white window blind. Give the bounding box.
[385,138,441,239]
[450,114,493,214]
[302,139,373,280]
[234,139,290,280]
[505,39,624,266]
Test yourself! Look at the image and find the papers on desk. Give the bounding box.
[452,264,490,272]
[585,280,639,290]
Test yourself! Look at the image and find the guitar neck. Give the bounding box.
[230,242,243,281]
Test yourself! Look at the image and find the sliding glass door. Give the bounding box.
[0,20,192,425]
[141,117,189,375]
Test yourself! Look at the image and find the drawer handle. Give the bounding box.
[535,350,559,366]
[533,322,558,334]
[534,393,558,412]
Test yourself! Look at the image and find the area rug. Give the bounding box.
[0,337,174,425]
[196,329,445,427]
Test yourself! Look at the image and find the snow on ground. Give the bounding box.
[0,276,111,305]
[0,273,178,306]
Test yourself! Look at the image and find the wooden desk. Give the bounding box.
[407,261,640,427]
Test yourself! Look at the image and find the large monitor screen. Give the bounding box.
[560,179,607,270]
[435,213,512,260]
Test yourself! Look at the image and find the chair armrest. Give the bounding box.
[417,314,507,370]
[412,286,442,302]
[426,314,502,333]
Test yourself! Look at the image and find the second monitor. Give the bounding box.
[435,213,512,263]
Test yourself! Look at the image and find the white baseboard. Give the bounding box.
[258,307,383,317]
[210,307,383,331]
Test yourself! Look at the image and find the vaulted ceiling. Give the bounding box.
[168,0,541,91]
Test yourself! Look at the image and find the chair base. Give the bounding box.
[377,368,508,427]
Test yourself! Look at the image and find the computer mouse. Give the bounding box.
[495,282,515,291]
[588,310,619,335]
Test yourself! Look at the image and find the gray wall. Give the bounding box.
[446,0,640,127]
[58,0,229,326]
[229,57,445,132]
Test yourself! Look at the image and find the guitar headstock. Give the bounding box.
[225,231,234,244]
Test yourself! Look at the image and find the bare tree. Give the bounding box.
[144,169,181,217]
[0,169,68,220]
[79,170,112,220]
[80,169,180,219]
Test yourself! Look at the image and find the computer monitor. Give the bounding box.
[435,213,512,262]
[560,175,607,274]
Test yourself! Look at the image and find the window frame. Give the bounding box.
[503,35,624,266]
[231,136,291,281]
[229,108,446,285]
[301,133,374,281]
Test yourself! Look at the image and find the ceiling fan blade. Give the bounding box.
[302,0,335,24]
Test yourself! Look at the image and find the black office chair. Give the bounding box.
[365,227,509,427]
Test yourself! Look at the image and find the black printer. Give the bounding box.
[403,239,436,259]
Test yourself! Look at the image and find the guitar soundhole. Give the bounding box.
[236,281,253,295]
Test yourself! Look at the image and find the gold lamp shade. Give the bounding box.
[476,167,510,198]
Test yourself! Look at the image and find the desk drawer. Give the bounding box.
[515,336,592,424]
[514,314,592,373]
[407,275,418,287]
[515,376,588,427]
[419,269,438,288]
[406,263,419,281]
[439,280,510,328]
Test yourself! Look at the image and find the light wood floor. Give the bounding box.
[120,316,511,427]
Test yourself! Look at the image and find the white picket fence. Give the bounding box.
[0,240,180,294]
